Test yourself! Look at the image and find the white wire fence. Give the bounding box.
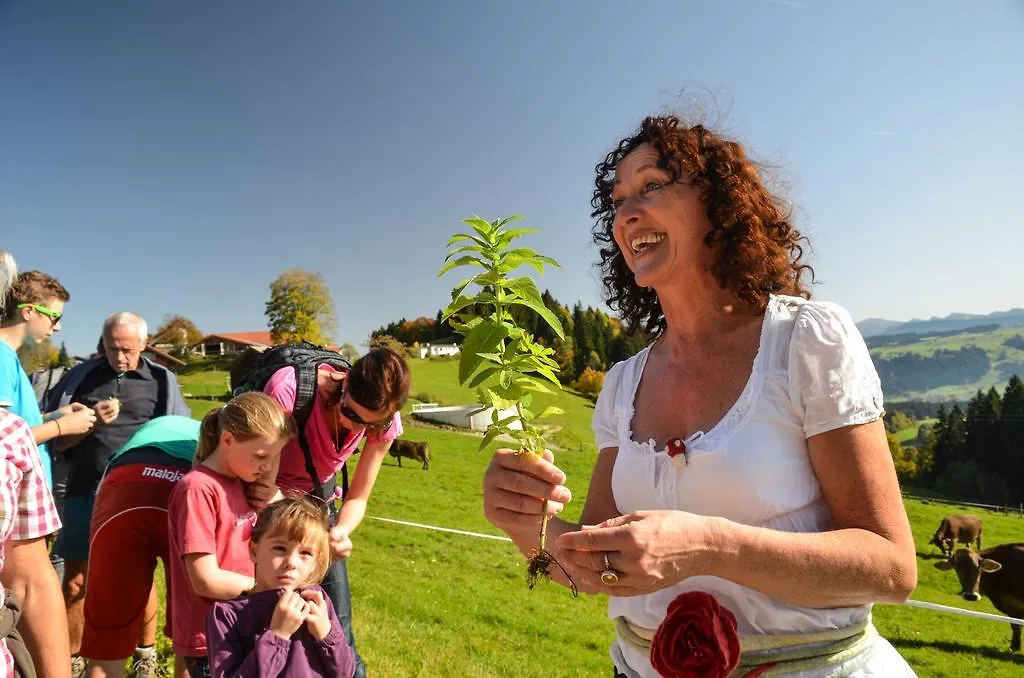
[367,515,1024,627]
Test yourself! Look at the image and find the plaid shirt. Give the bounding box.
[0,411,61,674]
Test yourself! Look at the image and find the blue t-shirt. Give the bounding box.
[0,341,52,486]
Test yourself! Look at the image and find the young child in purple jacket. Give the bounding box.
[206,496,355,677]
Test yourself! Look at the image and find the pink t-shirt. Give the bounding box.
[263,365,402,494]
[167,465,256,657]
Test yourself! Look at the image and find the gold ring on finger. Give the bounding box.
[601,552,620,586]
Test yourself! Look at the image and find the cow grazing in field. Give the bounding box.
[390,438,430,470]
[934,543,1024,652]
[929,514,983,557]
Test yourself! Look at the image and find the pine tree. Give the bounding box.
[965,388,1002,476]
[57,342,71,368]
[999,375,1024,503]
[932,404,967,479]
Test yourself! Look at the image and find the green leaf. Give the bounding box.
[467,366,499,388]
[513,376,557,395]
[505,248,559,265]
[447,232,491,248]
[458,320,510,383]
[450,276,477,301]
[475,352,504,365]
[448,315,481,334]
[464,217,496,243]
[503,249,561,274]
[494,414,522,428]
[496,227,538,245]
[532,365,563,387]
[508,299,565,340]
[441,295,477,322]
[478,387,517,411]
[537,406,564,419]
[478,426,503,452]
[445,244,488,261]
[495,215,526,229]
[474,271,505,288]
[438,256,485,277]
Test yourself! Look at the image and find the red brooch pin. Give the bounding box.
[667,437,687,469]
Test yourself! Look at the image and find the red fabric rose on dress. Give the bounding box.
[650,591,741,677]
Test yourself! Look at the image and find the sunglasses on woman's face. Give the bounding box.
[339,392,393,435]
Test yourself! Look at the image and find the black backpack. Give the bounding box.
[231,341,352,503]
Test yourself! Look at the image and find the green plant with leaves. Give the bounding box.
[439,215,575,592]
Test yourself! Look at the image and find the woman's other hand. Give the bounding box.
[557,510,717,596]
[329,523,353,560]
[482,448,572,535]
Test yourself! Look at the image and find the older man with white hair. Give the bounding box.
[46,311,189,677]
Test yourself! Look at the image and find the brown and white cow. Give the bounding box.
[390,438,430,470]
[934,543,1024,652]
[929,514,983,557]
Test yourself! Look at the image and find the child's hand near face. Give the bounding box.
[301,588,332,641]
[270,590,309,640]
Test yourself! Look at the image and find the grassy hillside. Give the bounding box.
[869,325,1024,402]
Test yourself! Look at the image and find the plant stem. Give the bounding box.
[538,499,550,553]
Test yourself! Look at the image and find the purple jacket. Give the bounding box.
[206,587,355,678]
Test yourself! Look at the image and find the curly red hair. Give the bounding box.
[591,115,814,336]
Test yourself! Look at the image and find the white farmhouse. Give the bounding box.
[418,342,460,359]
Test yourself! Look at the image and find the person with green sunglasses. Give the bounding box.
[0,270,97,491]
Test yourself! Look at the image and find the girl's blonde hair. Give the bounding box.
[251,495,332,585]
[195,391,296,464]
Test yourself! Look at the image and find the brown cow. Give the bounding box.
[929,515,983,557]
[934,544,1024,652]
[390,438,430,470]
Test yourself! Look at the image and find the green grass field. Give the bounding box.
[138,360,1024,675]
[894,418,938,445]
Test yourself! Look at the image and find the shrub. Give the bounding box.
[571,367,605,401]
[369,334,415,358]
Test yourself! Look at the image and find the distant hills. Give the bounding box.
[854,307,1024,404]
[857,308,1024,338]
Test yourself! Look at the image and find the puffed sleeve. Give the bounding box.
[788,301,884,438]
[591,359,627,450]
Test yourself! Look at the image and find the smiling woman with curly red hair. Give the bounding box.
[482,115,917,676]
[591,115,814,336]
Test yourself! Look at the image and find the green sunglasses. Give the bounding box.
[17,303,62,325]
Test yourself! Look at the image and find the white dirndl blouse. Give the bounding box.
[593,295,916,677]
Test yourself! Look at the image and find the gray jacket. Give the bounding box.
[45,356,191,417]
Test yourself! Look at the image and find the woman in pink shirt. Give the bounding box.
[251,348,410,678]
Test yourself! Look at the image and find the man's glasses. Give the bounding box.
[17,303,62,326]
[339,390,393,435]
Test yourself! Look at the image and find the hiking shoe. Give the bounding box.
[70,655,87,678]
[129,650,161,678]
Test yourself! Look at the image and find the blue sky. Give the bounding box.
[2,1,1022,356]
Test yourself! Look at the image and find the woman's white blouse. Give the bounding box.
[592,295,915,677]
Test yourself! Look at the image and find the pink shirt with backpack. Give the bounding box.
[263,365,402,496]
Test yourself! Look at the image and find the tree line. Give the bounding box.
[872,347,990,394]
[894,375,1024,506]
